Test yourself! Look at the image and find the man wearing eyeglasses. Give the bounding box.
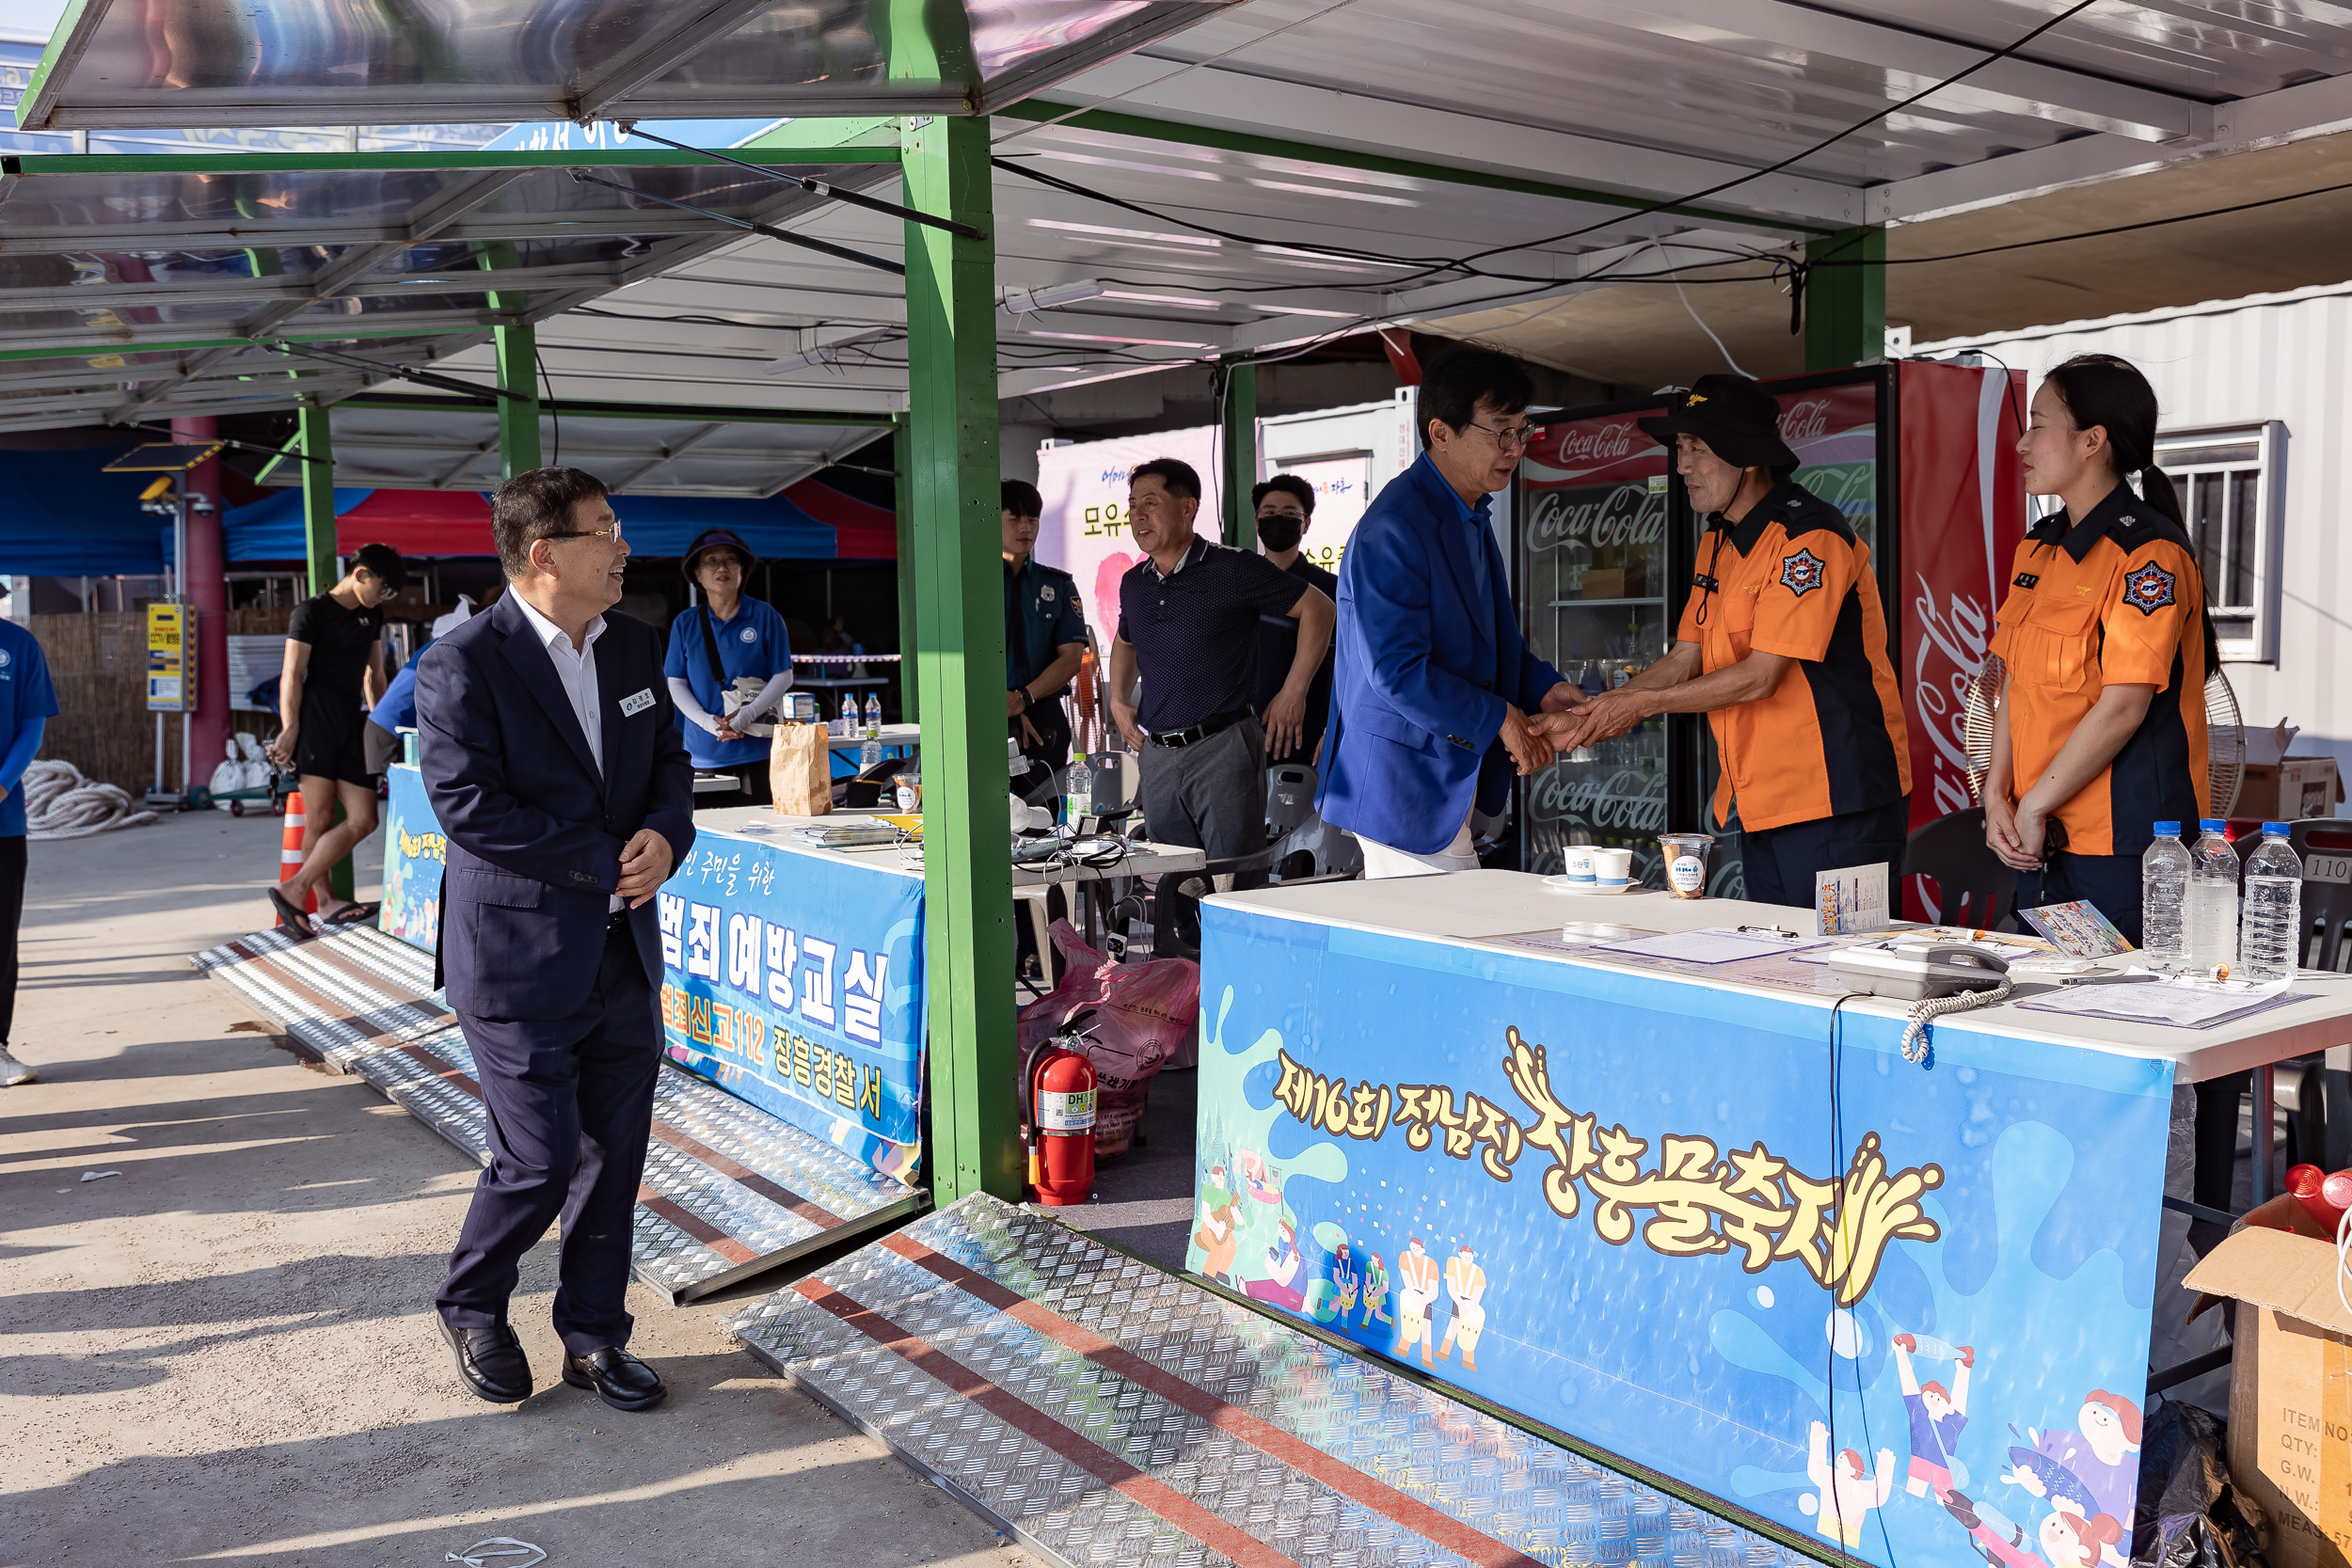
[1320,346,1579,877]
[414,467,695,1416]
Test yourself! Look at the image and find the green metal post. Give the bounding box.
[494,324,542,477]
[1804,226,1886,372]
[901,113,1019,1204]
[299,403,336,595]
[893,412,919,725]
[1220,358,1258,549]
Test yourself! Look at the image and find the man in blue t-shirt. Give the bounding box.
[0,601,58,1087]
[662,529,795,804]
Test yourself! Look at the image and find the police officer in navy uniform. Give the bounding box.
[1002,479,1089,771]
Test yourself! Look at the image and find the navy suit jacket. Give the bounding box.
[416,593,695,1021]
[1318,452,1564,855]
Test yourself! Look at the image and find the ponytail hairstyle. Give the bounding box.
[2042,353,2185,529]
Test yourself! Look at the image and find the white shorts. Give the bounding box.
[1359,814,1477,879]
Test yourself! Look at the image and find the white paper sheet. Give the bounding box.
[1590,927,1831,965]
[2015,983,2306,1029]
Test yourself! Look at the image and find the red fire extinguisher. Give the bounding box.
[1025,1009,1098,1207]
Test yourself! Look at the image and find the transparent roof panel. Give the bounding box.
[22,0,1220,127]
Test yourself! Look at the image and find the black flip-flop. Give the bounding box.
[267,884,314,934]
[321,901,380,927]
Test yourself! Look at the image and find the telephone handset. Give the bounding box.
[1824,942,2012,1003]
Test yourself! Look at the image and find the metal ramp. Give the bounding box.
[194,925,926,1303]
[734,1194,1815,1568]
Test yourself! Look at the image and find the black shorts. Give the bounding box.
[295,704,376,789]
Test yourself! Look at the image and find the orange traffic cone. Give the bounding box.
[278,794,318,930]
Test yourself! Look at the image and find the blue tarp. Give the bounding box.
[0,446,179,575]
[186,486,849,562]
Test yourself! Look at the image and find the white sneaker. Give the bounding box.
[0,1048,35,1085]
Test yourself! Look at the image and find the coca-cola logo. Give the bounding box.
[1545,420,1638,465]
[1527,764,1668,833]
[1526,485,1666,553]
[1780,399,1833,442]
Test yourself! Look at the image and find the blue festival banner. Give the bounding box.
[1193,904,2172,1568]
[657,834,926,1183]
[379,764,445,956]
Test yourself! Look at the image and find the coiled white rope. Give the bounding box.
[23,759,157,840]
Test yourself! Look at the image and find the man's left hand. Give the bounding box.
[1540,680,1584,715]
[617,829,675,907]
[1263,689,1308,759]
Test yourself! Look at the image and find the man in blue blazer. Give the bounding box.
[1320,347,1575,875]
[416,467,695,1412]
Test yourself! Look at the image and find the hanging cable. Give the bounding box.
[614,123,987,240]
[565,167,905,277]
[535,346,560,467]
[1645,241,1753,376]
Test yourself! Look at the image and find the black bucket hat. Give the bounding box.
[1637,374,1798,470]
[682,527,755,578]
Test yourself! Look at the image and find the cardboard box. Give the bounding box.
[2236,757,2344,821]
[2181,1224,2352,1568]
[1581,568,1626,600]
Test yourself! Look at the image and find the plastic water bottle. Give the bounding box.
[864,692,882,735]
[837,693,857,738]
[2139,821,2190,969]
[1066,752,1093,824]
[2184,819,2241,974]
[2239,823,2304,983]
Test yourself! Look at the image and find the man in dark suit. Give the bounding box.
[415,467,695,1412]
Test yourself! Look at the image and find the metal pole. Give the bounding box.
[902,113,1019,1203]
[1804,226,1887,372]
[2252,1062,2276,1205]
[1220,357,1258,549]
[495,324,543,477]
[298,404,337,595]
[893,412,918,725]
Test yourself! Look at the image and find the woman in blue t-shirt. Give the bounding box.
[664,528,795,805]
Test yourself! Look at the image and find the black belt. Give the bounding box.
[1148,707,1251,749]
[606,909,633,936]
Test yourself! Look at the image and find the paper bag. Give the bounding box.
[770,722,831,816]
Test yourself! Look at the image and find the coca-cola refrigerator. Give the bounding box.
[1516,360,2026,908]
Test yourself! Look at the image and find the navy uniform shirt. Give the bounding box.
[661,596,794,769]
[1253,554,1339,752]
[1118,535,1316,734]
[1005,556,1087,694]
[0,621,57,837]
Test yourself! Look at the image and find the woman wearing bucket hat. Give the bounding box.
[1539,374,1910,908]
[662,527,795,804]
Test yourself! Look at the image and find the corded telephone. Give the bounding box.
[1824,942,2012,1003]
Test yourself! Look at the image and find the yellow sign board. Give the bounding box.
[146,602,191,711]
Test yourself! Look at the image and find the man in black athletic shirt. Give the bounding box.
[266,542,405,931]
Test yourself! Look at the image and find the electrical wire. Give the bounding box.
[535,346,559,467]
[1644,241,1753,376]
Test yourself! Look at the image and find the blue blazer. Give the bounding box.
[1318,453,1564,855]
[416,594,696,1021]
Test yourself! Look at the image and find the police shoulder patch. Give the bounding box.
[2122,560,2177,615]
[1779,547,1828,598]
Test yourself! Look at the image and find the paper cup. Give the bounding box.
[1591,847,1634,891]
[1562,846,1596,885]
[1659,833,1714,899]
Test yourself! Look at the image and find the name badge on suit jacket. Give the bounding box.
[619,688,655,718]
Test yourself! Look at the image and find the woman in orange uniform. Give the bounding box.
[1984,355,2208,943]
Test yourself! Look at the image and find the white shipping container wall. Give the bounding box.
[1915,283,2352,783]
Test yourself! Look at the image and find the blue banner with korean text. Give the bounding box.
[1192,903,2173,1568]
[380,764,445,956]
[657,833,926,1182]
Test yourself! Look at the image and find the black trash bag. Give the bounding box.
[2132,1401,2268,1568]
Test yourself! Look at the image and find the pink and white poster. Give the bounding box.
[1034,429,1225,647]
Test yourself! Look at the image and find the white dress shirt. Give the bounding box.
[511,592,620,910]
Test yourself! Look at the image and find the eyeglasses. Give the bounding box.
[542,523,623,543]
[1465,420,1534,452]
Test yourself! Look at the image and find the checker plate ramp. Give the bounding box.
[734,1195,1815,1568]
[194,926,926,1302]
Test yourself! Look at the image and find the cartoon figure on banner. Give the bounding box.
[1359,1251,1392,1329]
[1994,1390,2141,1560]
[1438,1243,1488,1370]
[1238,1147,1281,1205]
[1807,1421,1897,1549]
[1246,1214,1307,1312]
[1394,1237,1441,1368]
[1943,1488,2124,1568]
[1893,1331,1975,1500]
[1328,1241,1360,1319]
[1194,1164,1241,1286]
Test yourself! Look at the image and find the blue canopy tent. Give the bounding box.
[0,446,177,576]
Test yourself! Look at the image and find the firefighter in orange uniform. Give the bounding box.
[1544,375,1912,908]
[1983,356,2208,944]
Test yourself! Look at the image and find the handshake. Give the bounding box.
[1497,681,1657,776]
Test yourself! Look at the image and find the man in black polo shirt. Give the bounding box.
[1107,459,1335,863]
[1249,474,1338,766]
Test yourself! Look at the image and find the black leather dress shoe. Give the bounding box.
[562,1346,667,1412]
[440,1318,532,1403]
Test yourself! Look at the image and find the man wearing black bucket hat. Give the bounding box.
[662,527,794,805]
[1540,374,1911,909]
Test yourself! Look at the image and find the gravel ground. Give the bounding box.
[0,809,1036,1568]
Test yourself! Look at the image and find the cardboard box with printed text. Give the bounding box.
[2182,1223,2352,1568]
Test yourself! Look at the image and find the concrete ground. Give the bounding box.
[0,808,1038,1568]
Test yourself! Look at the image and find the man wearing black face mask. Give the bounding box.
[1249,474,1337,765]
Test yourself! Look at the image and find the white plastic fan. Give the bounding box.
[1962,654,2245,817]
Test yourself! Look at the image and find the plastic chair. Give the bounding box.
[1265,763,1317,840]
[1899,806,2017,932]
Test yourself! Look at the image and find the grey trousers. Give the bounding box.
[1137,716,1266,863]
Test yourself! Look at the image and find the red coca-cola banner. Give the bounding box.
[1897,361,2028,920]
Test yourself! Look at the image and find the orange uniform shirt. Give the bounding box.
[1675,482,1911,832]
[1987,484,2207,858]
